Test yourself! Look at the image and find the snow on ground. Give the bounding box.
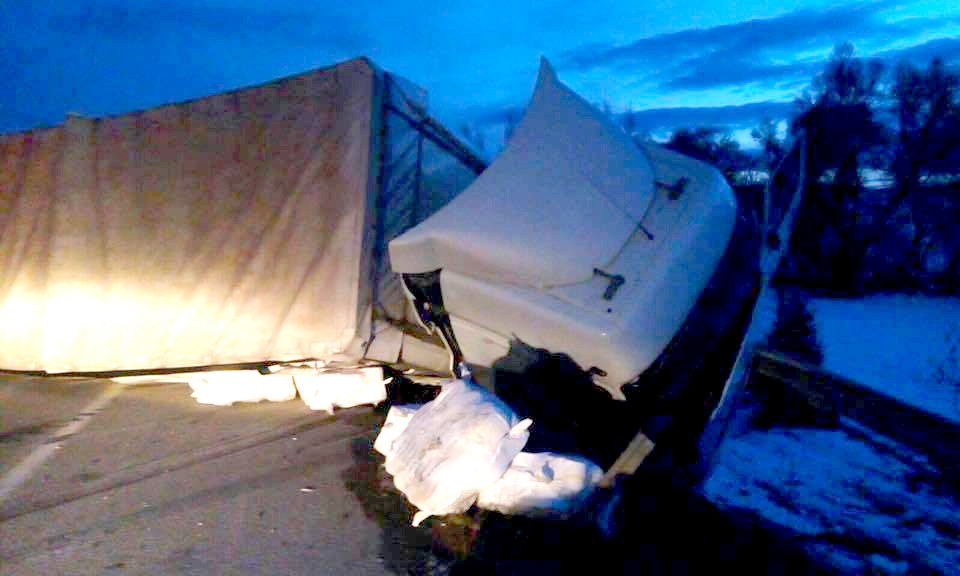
[704,424,960,574]
[704,295,960,574]
[750,288,780,346]
[811,296,960,423]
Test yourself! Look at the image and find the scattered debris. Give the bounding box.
[380,379,531,526]
[373,404,421,457]
[476,452,602,517]
[375,382,606,523]
[293,367,389,413]
[186,371,297,406]
[134,365,392,411]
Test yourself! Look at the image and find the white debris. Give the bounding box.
[266,360,326,374]
[373,404,421,457]
[382,379,532,526]
[375,391,603,521]
[187,371,297,406]
[476,452,602,517]
[294,367,388,413]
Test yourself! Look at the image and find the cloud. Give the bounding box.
[872,36,960,67]
[664,30,960,93]
[465,100,796,139]
[665,59,821,91]
[462,36,960,151]
[561,2,899,71]
[559,1,951,93]
[619,101,796,133]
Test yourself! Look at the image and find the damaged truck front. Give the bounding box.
[389,60,761,460]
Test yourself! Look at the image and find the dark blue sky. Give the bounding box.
[2,1,958,148]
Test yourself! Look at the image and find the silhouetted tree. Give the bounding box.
[787,43,889,293]
[892,57,960,196]
[665,127,753,184]
[751,118,786,170]
[792,42,888,191]
[621,107,638,137]
[601,99,614,119]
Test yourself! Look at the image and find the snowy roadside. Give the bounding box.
[704,421,960,573]
[812,295,960,423]
[703,294,960,574]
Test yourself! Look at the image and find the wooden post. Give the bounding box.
[749,349,960,480]
[598,431,656,488]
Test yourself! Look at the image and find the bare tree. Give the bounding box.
[792,42,887,191]
[813,42,885,107]
[751,117,786,170]
[892,57,960,196]
[621,106,638,137]
[665,127,752,183]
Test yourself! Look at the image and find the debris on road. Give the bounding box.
[292,367,389,414]
[379,378,531,526]
[476,452,602,517]
[116,364,391,412]
[375,379,605,524]
[187,371,297,406]
[373,404,421,457]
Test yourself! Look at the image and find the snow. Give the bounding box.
[703,295,960,573]
[811,295,960,423]
[704,425,960,573]
[749,289,780,345]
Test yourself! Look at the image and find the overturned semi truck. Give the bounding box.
[0,57,759,424]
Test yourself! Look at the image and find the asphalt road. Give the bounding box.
[0,373,827,576]
[0,375,390,575]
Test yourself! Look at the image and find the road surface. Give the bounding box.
[0,375,390,575]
